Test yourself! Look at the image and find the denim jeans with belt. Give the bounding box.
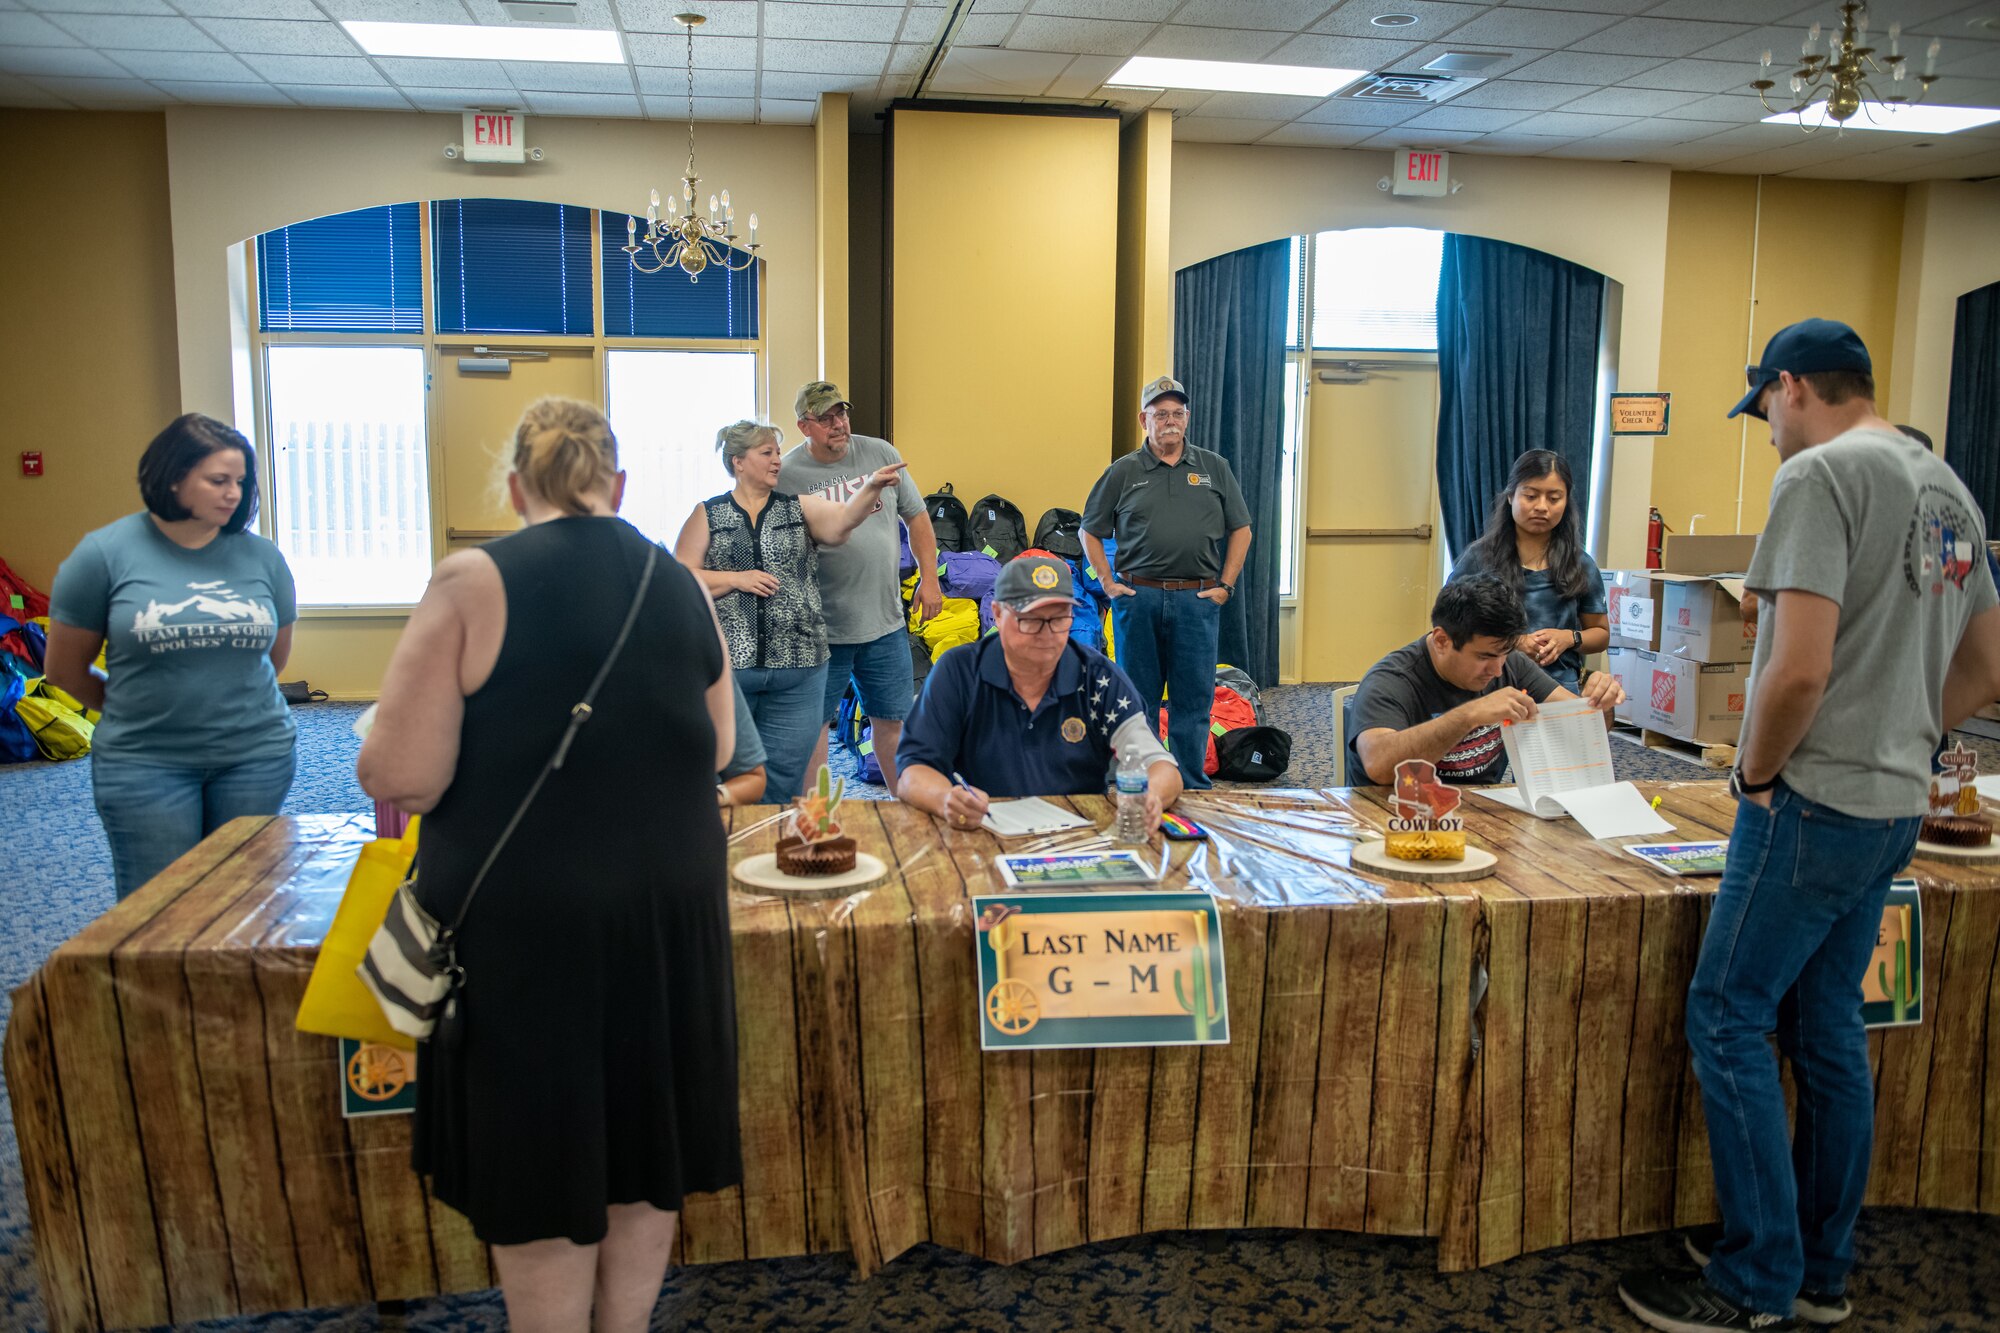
[1110,583,1220,789]
[91,748,298,900]
[1686,778,1921,1316]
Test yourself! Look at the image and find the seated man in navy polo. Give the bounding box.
[1345,575,1625,786]
[897,555,1183,831]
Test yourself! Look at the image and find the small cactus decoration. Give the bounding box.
[1877,937,1913,1025]
[1174,945,1221,1042]
[791,765,847,844]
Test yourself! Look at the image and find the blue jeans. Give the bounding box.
[1111,584,1221,789]
[1686,779,1921,1315]
[820,627,916,725]
[91,748,297,900]
[738,663,827,804]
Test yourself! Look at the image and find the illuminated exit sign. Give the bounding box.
[1392,148,1449,197]
[461,111,525,163]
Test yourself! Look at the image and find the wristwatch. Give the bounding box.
[1730,770,1778,798]
[1218,581,1235,597]
[1571,629,1583,651]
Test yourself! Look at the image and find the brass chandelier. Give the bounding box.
[1752,1,1942,132]
[623,13,759,282]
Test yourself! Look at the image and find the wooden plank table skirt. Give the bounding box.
[9,784,1999,1330]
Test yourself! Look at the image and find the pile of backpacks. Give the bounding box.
[0,557,97,763]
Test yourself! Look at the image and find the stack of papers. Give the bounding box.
[1474,699,1673,841]
[982,797,1093,838]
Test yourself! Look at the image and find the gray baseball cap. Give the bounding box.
[994,555,1075,614]
[795,381,850,419]
[1141,375,1188,408]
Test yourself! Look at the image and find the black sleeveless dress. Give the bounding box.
[410,516,739,1245]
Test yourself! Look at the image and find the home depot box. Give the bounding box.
[1630,650,1749,745]
[1661,533,1757,575]
[1603,571,1662,651]
[1659,576,1756,664]
[1605,646,1642,725]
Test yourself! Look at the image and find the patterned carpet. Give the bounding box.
[4,687,1999,1331]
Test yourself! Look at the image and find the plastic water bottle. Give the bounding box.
[1114,747,1150,845]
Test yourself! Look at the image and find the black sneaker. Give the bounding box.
[1619,1267,1800,1331]
[1683,1228,1853,1325]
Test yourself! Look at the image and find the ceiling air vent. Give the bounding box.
[1336,71,1477,104]
[499,0,579,21]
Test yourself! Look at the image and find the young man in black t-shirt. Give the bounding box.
[1344,575,1624,786]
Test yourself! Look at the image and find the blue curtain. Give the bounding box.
[1173,238,1289,687]
[1947,280,2000,532]
[1435,235,1605,557]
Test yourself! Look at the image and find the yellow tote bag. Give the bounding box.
[295,817,421,1051]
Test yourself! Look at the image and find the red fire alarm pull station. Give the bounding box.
[21,451,42,477]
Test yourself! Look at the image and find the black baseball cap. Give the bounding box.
[1728,318,1872,421]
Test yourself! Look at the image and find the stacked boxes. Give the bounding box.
[1601,535,1757,745]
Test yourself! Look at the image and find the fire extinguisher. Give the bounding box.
[1646,508,1666,570]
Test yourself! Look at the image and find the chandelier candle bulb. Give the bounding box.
[1926,38,1939,74]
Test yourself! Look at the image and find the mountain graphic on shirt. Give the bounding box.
[131,587,274,631]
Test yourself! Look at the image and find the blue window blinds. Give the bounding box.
[432,199,595,336]
[257,204,423,333]
[599,212,760,339]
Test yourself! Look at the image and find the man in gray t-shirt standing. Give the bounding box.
[1620,320,2000,1333]
[780,380,942,792]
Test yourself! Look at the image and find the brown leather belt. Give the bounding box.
[1126,575,1220,591]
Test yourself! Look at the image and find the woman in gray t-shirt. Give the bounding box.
[45,414,299,899]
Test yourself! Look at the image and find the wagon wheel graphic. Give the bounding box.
[346,1043,413,1102]
[985,979,1040,1035]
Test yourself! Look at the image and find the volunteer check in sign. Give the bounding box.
[975,892,1229,1051]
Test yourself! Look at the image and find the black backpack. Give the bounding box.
[969,494,1029,562]
[1214,726,1291,782]
[925,483,972,552]
[1032,507,1085,560]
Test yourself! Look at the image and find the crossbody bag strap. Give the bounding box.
[439,543,659,940]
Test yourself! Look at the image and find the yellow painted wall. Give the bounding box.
[890,108,1119,527]
[1,112,182,593]
[1113,110,1173,460]
[1891,180,2000,454]
[815,93,850,389]
[1652,174,1906,537]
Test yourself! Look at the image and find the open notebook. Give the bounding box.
[1473,698,1672,840]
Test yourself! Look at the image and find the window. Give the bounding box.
[1311,228,1445,351]
[605,349,759,544]
[1280,359,1301,597]
[432,198,595,336]
[1285,234,1305,351]
[256,203,422,333]
[599,212,760,339]
[264,346,433,606]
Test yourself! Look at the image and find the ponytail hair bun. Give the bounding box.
[511,397,618,515]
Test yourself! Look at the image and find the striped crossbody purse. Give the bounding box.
[358,546,658,1041]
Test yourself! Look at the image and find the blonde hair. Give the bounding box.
[511,397,619,514]
[716,419,783,480]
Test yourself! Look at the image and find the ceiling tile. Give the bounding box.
[0,73,71,105]
[1298,94,1424,124]
[1444,7,1622,49]
[757,69,878,99]
[1191,89,1335,118]
[762,2,905,43]
[1482,0,1649,11]
[1507,109,1641,135]
[42,12,220,49]
[1267,31,1425,68]
[0,45,125,75]
[1586,116,1737,141]
[30,74,166,103]
[174,0,323,16]
[1259,121,1377,146]
[523,89,642,115]
[373,57,514,87]
[614,0,758,36]
[1045,54,1122,97]
[760,37,888,73]
[239,54,385,85]
[1572,18,1758,58]
[896,6,949,43]
[1006,15,1154,57]
[508,60,634,91]
[196,19,361,55]
[1174,0,1334,29]
[1172,116,1288,142]
[1554,85,1706,115]
[639,92,753,118]
[1467,130,1584,151]
[1690,24,1818,64]
[1357,125,1491,146]
[1383,41,1545,79]
[1445,79,1584,109]
[954,13,1019,46]
[403,85,519,110]
[1657,92,1771,121]
[1310,1,1487,42]
[0,8,74,38]
[759,97,817,123]
[1137,24,1288,60]
[887,43,928,74]
[102,49,259,81]
[1510,50,1666,84]
[1028,0,1178,17]
[19,0,172,12]
[1102,85,1160,108]
[1535,138,1671,160]
[1398,103,1533,130]
[278,84,415,108]
[1941,45,2000,78]
[1621,57,1762,93]
[927,45,1067,95]
[1643,0,1809,20]
[317,0,469,20]
[625,32,759,67]
[155,79,293,104]
[634,63,756,96]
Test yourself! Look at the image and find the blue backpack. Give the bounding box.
[831,684,885,785]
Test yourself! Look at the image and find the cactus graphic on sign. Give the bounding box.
[1877,937,1913,1026]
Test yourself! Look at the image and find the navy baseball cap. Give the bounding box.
[1728,318,1872,421]
[994,556,1075,614]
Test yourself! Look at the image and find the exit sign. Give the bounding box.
[462,111,525,163]
[1392,148,1449,197]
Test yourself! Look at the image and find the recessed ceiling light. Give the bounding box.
[1372,14,1420,26]
[341,19,625,63]
[1105,56,1367,97]
[1761,103,2000,134]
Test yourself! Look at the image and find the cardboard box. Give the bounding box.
[1630,651,1749,744]
[1661,533,1757,575]
[1603,571,1662,651]
[1659,576,1756,664]
[1605,646,1642,726]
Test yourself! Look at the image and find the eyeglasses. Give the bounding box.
[1010,613,1074,635]
[805,406,849,426]
[1145,408,1189,423]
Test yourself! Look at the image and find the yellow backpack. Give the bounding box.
[17,681,93,761]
